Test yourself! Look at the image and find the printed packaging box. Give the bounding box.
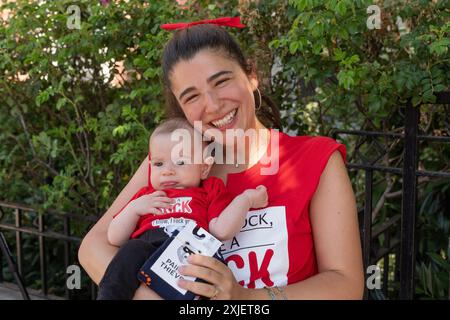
[138,220,223,300]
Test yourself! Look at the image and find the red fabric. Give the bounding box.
[219,129,347,288]
[161,16,245,31]
[114,176,233,239]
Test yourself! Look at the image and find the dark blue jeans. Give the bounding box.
[96,228,168,300]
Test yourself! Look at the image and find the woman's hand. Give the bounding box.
[129,190,175,216]
[177,254,247,300]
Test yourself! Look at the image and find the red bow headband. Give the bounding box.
[161,16,245,31]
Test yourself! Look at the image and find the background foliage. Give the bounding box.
[0,0,448,299]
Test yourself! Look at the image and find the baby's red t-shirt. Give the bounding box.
[113,176,233,239]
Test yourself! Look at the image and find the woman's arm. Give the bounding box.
[107,204,141,247]
[178,151,364,299]
[78,157,148,284]
[299,150,364,299]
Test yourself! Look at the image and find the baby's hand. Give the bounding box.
[129,190,175,216]
[243,185,268,209]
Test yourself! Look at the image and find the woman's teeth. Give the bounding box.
[211,109,237,128]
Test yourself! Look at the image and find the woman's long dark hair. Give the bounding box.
[161,24,281,130]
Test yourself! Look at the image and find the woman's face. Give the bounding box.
[169,49,259,139]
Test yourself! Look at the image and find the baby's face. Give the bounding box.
[149,133,209,190]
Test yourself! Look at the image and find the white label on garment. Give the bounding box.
[150,220,222,294]
[219,206,289,289]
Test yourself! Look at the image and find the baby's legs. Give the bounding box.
[97,238,158,300]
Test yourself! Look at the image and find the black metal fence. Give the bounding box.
[0,93,449,300]
[332,92,450,299]
[0,201,98,299]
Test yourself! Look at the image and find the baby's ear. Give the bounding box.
[201,156,215,179]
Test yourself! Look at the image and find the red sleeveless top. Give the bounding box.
[219,129,347,288]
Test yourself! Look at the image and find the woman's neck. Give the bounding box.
[208,119,271,183]
[225,119,270,170]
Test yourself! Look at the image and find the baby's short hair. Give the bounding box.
[151,117,194,138]
[150,118,214,165]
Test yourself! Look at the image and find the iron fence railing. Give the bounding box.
[0,201,98,299]
[332,92,450,299]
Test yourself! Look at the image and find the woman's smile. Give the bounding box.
[209,108,238,130]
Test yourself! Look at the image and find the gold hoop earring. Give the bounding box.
[255,88,262,111]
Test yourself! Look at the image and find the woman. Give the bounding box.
[78,19,364,300]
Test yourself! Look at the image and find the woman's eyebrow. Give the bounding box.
[206,70,232,83]
[178,70,232,101]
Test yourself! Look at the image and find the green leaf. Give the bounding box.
[348,54,360,64]
[270,39,281,49]
[289,41,300,54]
[411,95,422,106]
[143,68,158,79]
[130,90,139,100]
[433,84,446,92]
[311,21,324,38]
[427,252,450,272]
[336,0,347,16]
[423,91,436,103]
[36,90,51,107]
[56,98,67,110]
[133,56,147,68]
[333,48,346,61]
[312,42,323,55]
[337,70,355,89]
[50,140,58,158]
[292,0,308,11]
[112,124,130,137]
[429,39,450,56]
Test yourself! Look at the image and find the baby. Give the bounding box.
[97,118,268,300]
